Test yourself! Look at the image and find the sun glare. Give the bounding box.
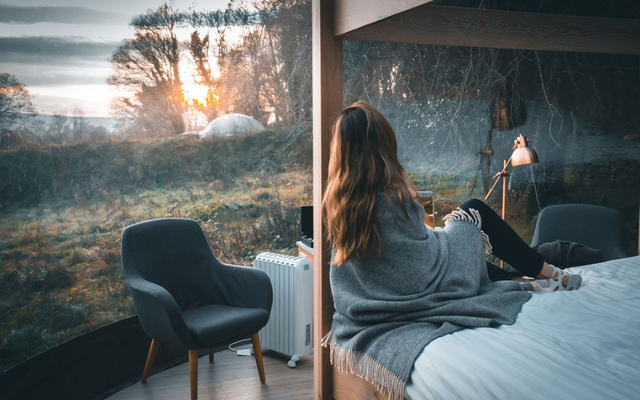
[183,83,210,106]
[178,28,226,107]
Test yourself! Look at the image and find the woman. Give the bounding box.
[321,101,582,400]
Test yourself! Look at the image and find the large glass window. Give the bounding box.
[342,3,640,259]
[0,0,312,373]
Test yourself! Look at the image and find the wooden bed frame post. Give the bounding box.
[312,1,343,399]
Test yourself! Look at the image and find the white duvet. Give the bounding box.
[406,256,640,400]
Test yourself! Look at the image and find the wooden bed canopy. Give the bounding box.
[311,1,640,399]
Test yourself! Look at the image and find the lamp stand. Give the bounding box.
[501,160,508,220]
[483,134,539,270]
[500,160,508,269]
[484,158,512,269]
[485,154,513,203]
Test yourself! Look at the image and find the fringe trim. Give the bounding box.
[321,331,407,400]
[443,207,493,254]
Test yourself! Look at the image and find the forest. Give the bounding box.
[1,0,640,373]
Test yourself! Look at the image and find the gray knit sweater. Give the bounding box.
[322,194,532,400]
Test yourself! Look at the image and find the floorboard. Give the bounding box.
[106,350,313,400]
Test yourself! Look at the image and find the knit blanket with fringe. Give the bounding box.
[322,195,532,400]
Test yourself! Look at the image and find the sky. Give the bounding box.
[0,0,231,117]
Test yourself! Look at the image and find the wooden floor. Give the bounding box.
[106,350,313,400]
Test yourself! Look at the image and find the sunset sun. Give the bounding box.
[182,82,210,106]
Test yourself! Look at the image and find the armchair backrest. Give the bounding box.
[530,204,628,261]
[121,218,215,310]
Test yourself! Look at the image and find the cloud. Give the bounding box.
[0,36,119,64]
[0,62,110,86]
[0,4,130,25]
[30,91,112,118]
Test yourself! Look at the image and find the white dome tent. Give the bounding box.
[200,113,265,138]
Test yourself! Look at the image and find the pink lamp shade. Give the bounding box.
[511,134,538,166]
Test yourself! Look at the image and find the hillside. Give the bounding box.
[35,114,119,133]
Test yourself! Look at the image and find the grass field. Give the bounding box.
[0,131,312,373]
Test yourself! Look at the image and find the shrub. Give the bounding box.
[43,267,75,291]
[0,129,312,211]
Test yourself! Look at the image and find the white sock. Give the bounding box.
[534,265,582,292]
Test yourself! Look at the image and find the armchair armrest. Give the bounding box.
[211,262,273,313]
[126,278,197,349]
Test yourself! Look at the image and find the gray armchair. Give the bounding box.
[531,204,628,262]
[121,218,272,400]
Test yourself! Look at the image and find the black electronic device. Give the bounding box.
[300,205,313,248]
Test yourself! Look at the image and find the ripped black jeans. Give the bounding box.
[458,199,545,281]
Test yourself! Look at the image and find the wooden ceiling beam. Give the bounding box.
[340,5,640,55]
[334,0,436,36]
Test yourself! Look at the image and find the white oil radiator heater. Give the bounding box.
[254,252,313,367]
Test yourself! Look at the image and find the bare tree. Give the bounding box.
[257,0,312,126]
[108,3,185,137]
[216,0,312,127]
[0,73,36,132]
[187,2,260,120]
[108,0,314,135]
[49,113,69,144]
[187,31,220,121]
[224,27,264,120]
[72,107,86,142]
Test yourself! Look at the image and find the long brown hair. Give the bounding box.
[322,101,414,265]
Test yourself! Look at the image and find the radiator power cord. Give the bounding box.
[228,338,254,356]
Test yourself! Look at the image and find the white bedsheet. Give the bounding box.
[406,256,640,400]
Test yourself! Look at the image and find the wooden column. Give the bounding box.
[313,1,343,399]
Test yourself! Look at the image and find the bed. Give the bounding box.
[406,257,640,400]
[311,2,640,399]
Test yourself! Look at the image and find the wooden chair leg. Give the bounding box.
[141,339,160,383]
[251,333,266,383]
[209,347,214,363]
[189,349,199,400]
